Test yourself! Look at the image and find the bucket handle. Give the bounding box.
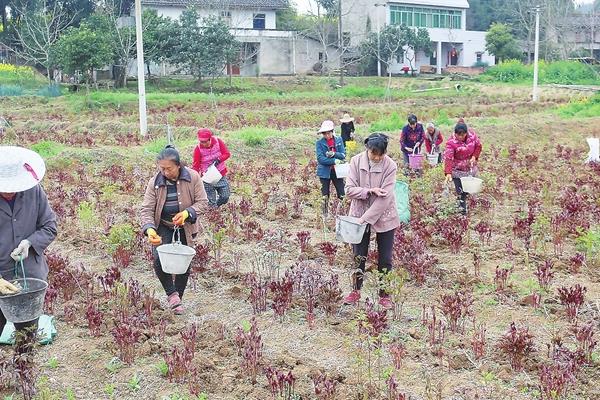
[14,256,28,291]
[171,227,182,245]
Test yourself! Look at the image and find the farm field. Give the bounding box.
[0,76,599,400]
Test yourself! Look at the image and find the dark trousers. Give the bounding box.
[152,224,191,299]
[453,178,468,214]
[0,314,39,352]
[320,168,345,199]
[352,227,396,291]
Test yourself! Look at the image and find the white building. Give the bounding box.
[342,0,494,74]
[141,0,339,76]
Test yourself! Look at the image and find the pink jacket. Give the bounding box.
[345,152,401,233]
[192,137,231,176]
[444,131,482,176]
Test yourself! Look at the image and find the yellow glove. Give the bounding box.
[0,279,20,295]
[147,228,162,246]
[172,210,189,226]
[346,140,357,151]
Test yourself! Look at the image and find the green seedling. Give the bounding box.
[156,360,169,377]
[104,384,115,398]
[46,357,59,369]
[65,388,76,400]
[127,373,141,392]
[105,357,124,374]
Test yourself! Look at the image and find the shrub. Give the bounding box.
[106,223,137,254]
[370,112,403,132]
[483,60,532,82]
[231,127,283,147]
[30,141,65,159]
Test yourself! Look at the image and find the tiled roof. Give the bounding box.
[141,0,288,10]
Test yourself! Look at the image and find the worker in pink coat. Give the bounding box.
[444,120,482,214]
[343,133,401,309]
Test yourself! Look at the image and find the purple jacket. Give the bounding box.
[400,123,424,154]
[345,152,401,233]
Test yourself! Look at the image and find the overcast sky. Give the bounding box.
[293,0,596,15]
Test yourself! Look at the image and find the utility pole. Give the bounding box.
[374,3,386,77]
[532,5,540,103]
[338,0,344,85]
[135,0,148,136]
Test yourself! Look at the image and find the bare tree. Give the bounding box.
[1,0,76,80]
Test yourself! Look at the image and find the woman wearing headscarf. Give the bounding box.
[316,120,346,216]
[339,113,355,147]
[141,145,208,314]
[444,120,482,214]
[192,128,232,208]
[343,133,401,309]
[0,146,57,345]
[424,122,444,163]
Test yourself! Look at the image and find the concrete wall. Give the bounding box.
[150,5,277,29]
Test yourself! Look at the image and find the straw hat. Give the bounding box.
[340,113,354,123]
[317,120,335,133]
[0,146,46,193]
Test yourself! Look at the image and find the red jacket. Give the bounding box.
[192,137,231,176]
[424,128,444,154]
[444,131,482,175]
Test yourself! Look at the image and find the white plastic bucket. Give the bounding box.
[156,229,195,274]
[202,165,222,185]
[460,176,483,194]
[587,137,599,163]
[334,163,350,178]
[335,216,368,244]
[427,153,439,166]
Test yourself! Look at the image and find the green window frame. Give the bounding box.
[388,6,462,29]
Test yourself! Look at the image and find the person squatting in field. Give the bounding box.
[444,119,482,215]
[343,133,401,309]
[315,120,346,216]
[0,146,57,351]
[424,122,444,164]
[192,128,232,208]
[140,145,208,315]
[400,114,424,169]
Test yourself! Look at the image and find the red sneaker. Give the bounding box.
[378,294,393,310]
[343,290,361,305]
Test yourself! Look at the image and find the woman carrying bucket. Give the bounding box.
[443,121,482,215]
[192,128,231,208]
[424,122,444,164]
[343,133,401,309]
[316,120,346,217]
[0,146,57,346]
[400,114,424,170]
[141,146,208,314]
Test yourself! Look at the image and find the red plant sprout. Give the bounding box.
[571,322,597,362]
[181,323,198,358]
[99,265,121,296]
[440,290,473,333]
[296,231,311,254]
[111,313,142,364]
[312,371,337,400]
[246,272,269,315]
[497,322,535,371]
[63,304,77,322]
[319,242,338,265]
[557,284,586,323]
[494,265,513,293]
[111,245,133,268]
[164,346,193,383]
[437,215,469,252]
[238,198,252,217]
[360,298,388,340]
[264,366,296,400]
[242,220,264,241]
[235,318,263,384]
[569,253,586,274]
[386,376,407,400]
[389,341,407,371]
[474,221,492,245]
[422,305,446,359]
[471,323,487,360]
[85,300,103,337]
[473,251,481,277]
[43,286,58,315]
[318,273,343,317]
[269,271,294,320]
[298,268,323,328]
[534,259,555,292]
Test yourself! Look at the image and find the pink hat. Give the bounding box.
[197,128,213,141]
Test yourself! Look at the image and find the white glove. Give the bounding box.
[10,240,31,261]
